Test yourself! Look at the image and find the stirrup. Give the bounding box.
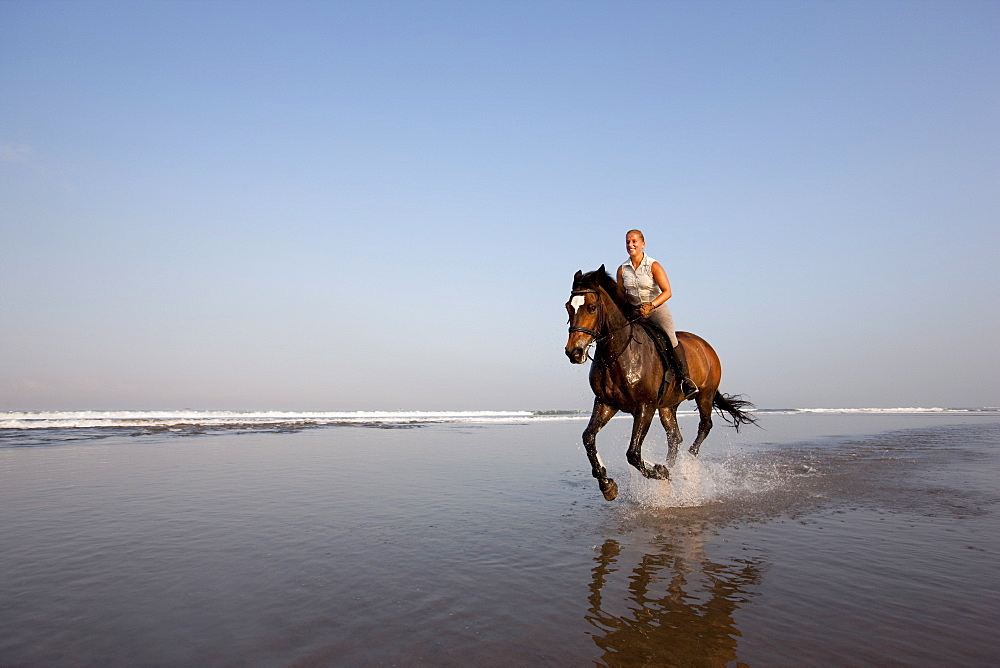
[681,379,699,400]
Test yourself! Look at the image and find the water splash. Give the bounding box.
[618,446,797,510]
[622,452,720,508]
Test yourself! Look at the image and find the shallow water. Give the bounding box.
[1,412,998,665]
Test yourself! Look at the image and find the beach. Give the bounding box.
[1,409,998,665]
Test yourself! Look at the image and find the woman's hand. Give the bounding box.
[638,303,654,318]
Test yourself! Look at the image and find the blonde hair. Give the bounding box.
[625,229,645,241]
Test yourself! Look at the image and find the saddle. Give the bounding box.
[634,319,677,404]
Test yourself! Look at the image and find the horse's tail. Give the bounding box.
[712,392,759,432]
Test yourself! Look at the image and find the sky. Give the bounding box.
[1,0,997,411]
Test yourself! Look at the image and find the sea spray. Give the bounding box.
[617,444,799,510]
[620,451,720,508]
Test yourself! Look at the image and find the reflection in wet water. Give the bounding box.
[586,529,763,666]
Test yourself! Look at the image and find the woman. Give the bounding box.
[616,229,699,399]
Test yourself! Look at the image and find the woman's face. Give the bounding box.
[625,232,645,258]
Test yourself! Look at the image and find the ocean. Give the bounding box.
[1,408,998,665]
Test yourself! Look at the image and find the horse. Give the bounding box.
[564,266,757,501]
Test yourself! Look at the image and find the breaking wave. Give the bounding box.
[1,407,993,447]
[1,406,990,431]
[0,409,589,431]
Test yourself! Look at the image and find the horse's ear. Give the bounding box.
[598,264,607,275]
[574,270,583,281]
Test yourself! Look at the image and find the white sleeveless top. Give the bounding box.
[620,253,661,305]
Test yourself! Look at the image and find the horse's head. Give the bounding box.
[565,267,607,364]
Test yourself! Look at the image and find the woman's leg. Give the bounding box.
[648,305,698,398]
[648,307,678,346]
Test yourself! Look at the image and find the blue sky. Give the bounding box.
[2,0,997,410]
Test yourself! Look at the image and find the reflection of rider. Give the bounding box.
[617,229,699,399]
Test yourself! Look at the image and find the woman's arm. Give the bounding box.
[639,261,673,317]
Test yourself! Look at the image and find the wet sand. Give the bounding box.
[1,412,998,665]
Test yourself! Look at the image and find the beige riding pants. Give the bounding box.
[646,303,678,347]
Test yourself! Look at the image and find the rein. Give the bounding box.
[568,288,639,365]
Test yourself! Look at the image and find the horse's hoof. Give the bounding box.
[652,463,670,480]
[689,445,701,456]
[599,478,619,501]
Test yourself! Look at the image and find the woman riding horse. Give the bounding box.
[618,229,698,399]
[565,264,757,500]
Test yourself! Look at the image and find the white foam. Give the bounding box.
[0,410,588,430]
[764,407,958,415]
[1,406,986,431]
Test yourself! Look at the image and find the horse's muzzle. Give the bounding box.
[565,346,587,364]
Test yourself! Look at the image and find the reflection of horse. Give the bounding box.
[587,533,763,665]
[565,267,757,500]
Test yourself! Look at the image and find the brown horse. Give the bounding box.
[565,267,756,501]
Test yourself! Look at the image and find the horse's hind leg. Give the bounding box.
[689,392,714,456]
[658,406,682,467]
[627,405,669,480]
[583,400,620,500]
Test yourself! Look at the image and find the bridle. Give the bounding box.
[567,287,638,364]
[567,288,602,339]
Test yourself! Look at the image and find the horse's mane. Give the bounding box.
[573,265,631,315]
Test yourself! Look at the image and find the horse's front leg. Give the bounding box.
[583,399,620,500]
[658,406,682,468]
[626,404,669,480]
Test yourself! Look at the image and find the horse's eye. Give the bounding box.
[587,304,598,313]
